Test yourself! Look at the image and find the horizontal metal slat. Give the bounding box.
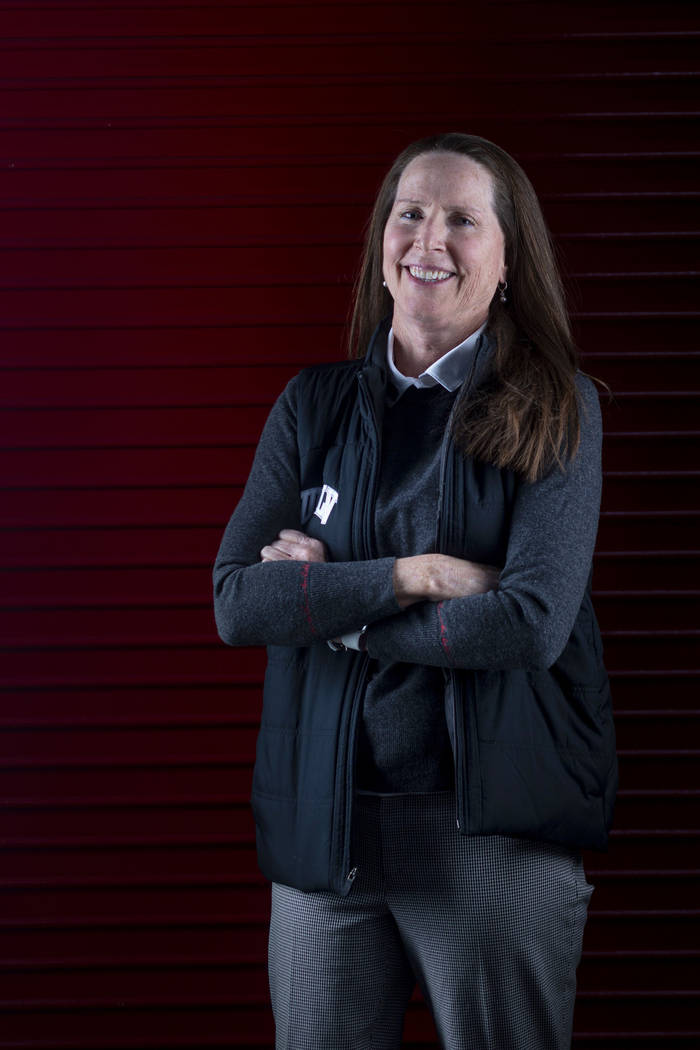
[0,1002,273,1043]
[0,245,363,290]
[0,72,698,128]
[0,0,696,38]
[0,841,261,886]
[0,766,255,813]
[601,472,699,510]
[0,365,294,413]
[0,643,265,688]
[0,883,268,927]
[612,791,700,828]
[1,608,218,646]
[0,527,226,568]
[0,323,343,369]
[0,147,697,205]
[0,447,254,486]
[0,4,483,39]
[598,512,700,552]
[595,594,699,632]
[0,725,258,768]
[604,432,700,470]
[607,671,700,711]
[0,486,251,528]
[0,113,694,160]
[0,34,696,78]
[0,284,356,328]
[594,553,700,589]
[0,407,271,448]
[0,685,261,729]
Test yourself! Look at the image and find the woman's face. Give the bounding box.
[382,151,507,343]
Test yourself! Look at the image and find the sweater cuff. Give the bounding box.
[306,557,401,638]
[364,601,452,667]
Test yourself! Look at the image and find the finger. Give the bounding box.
[260,545,291,562]
[269,539,299,557]
[277,531,328,562]
[264,539,314,562]
[278,529,313,543]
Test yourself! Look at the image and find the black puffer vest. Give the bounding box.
[251,321,618,895]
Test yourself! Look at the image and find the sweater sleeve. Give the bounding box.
[213,375,401,647]
[365,374,604,670]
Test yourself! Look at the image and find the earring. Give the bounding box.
[382,280,387,288]
[498,280,508,303]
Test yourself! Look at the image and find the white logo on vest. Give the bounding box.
[314,484,339,526]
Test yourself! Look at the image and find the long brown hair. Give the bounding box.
[348,132,582,482]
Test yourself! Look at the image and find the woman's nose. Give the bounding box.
[415,215,446,251]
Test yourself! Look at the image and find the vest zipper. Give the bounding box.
[356,372,381,560]
[333,651,371,890]
[434,337,483,553]
[335,369,381,890]
[436,395,468,832]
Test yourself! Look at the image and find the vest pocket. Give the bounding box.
[474,668,610,756]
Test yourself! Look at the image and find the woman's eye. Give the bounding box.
[455,215,474,227]
[399,209,421,220]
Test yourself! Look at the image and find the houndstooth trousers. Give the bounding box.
[268,791,594,1050]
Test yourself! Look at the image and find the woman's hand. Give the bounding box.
[393,554,500,609]
[260,529,328,563]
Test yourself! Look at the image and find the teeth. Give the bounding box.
[408,266,452,282]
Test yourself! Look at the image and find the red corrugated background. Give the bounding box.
[1,0,698,1046]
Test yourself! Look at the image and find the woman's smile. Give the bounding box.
[406,264,455,283]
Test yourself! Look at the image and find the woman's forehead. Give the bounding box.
[396,152,496,207]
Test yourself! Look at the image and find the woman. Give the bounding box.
[214,132,618,1050]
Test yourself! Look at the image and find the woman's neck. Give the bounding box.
[391,314,485,378]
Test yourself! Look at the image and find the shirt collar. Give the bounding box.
[385,322,487,404]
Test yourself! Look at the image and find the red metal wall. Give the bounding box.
[1,0,698,1045]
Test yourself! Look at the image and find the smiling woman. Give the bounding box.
[213,131,617,1050]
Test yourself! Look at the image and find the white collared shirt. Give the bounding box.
[386,322,487,403]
